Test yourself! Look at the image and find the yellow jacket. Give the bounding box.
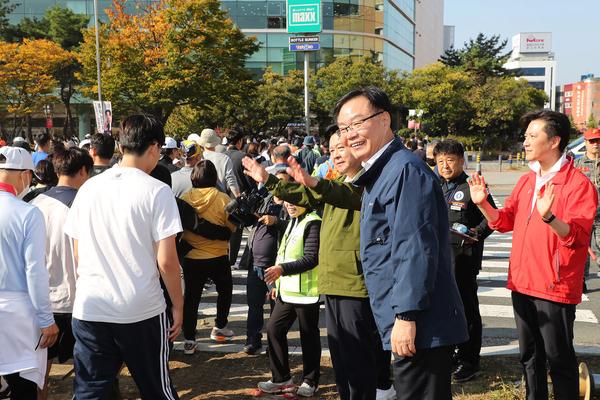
[181,187,235,260]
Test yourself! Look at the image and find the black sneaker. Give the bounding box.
[452,363,481,383]
[243,343,263,355]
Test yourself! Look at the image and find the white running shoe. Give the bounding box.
[183,340,197,355]
[296,381,318,397]
[376,385,397,400]
[210,326,234,342]
[257,378,295,393]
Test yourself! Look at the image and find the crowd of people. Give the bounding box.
[0,86,599,400]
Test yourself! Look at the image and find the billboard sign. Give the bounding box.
[515,32,552,54]
[287,0,321,33]
[93,101,113,134]
[289,36,320,51]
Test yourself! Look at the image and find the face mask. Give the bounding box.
[17,171,30,199]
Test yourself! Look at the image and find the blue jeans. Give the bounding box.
[245,266,274,346]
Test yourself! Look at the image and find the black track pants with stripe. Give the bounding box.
[72,312,178,399]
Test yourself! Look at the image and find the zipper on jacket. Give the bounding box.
[553,247,560,285]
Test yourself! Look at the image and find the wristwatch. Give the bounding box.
[542,213,556,224]
[396,312,417,322]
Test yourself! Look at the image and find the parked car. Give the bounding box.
[566,136,585,159]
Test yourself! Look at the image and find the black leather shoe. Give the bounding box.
[453,363,481,383]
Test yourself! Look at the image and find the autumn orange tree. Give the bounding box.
[0,39,74,137]
[78,0,258,125]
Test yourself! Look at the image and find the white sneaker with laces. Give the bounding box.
[183,340,197,355]
[296,381,317,397]
[257,378,295,393]
[376,385,396,400]
[210,326,234,342]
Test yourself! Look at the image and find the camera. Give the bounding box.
[225,187,270,227]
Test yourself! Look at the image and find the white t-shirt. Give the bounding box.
[64,167,182,323]
[31,187,79,314]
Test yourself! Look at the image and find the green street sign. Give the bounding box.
[287,0,321,33]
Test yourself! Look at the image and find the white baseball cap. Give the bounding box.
[162,137,178,149]
[79,139,91,148]
[0,146,35,171]
[187,133,201,143]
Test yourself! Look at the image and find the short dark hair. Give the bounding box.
[272,145,291,162]
[227,130,244,145]
[119,115,165,156]
[33,159,58,186]
[520,110,571,152]
[35,133,50,147]
[52,147,94,177]
[150,163,172,188]
[191,160,218,188]
[333,86,392,121]
[433,139,465,159]
[91,133,115,160]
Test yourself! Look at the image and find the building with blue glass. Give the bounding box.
[7,0,416,75]
[223,0,415,75]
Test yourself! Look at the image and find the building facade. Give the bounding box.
[7,0,417,75]
[414,0,444,69]
[503,32,557,110]
[442,25,454,52]
[225,0,416,76]
[560,78,600,131]
[6,0,157,23]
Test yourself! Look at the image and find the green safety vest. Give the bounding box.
[276,211,321,304]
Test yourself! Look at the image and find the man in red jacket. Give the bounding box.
[469,110,597,400]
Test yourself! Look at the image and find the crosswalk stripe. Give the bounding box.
[484,242,512,248]
[478,271,508,281]
[480,304,598,323]
[483,250,510,258]
[481,260,508,268]
[478,286,589,302]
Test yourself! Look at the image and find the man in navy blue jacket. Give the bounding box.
[337,87,468,400]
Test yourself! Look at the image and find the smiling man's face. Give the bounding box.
[337,95,390,162]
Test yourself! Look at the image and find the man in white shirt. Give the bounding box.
[0,146,58,400]
[31,147,93,400]
[64,115,183,399]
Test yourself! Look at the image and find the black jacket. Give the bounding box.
[442,171,495,270]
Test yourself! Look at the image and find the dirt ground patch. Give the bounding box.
[47,353,600,399]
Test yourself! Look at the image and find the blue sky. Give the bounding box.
[443,0,600,85]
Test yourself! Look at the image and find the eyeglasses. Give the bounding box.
[337,111,385,136]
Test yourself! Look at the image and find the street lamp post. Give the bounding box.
[93,0,105,117]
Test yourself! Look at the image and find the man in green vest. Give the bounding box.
[257,201,322,397]
[243,133,395,400]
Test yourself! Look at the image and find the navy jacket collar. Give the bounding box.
[355,137,405,187]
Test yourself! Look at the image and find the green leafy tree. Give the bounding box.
[309,56,398,130]
[468,77,547,145]
[396,63,473,137]
[440,33,515,82]
[0,0,15,40]
[254,69,304,134]
[588,113,598,129]
[2,6,89,137]
[78,0,258,124]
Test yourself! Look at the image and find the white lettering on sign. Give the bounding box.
[292,11,316,23]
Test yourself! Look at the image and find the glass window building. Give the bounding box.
[227,0,415,75]
[7,0,415,75]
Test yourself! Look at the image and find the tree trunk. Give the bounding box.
[26,115,33,143]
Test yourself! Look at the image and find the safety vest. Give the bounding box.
[276,211,321,304]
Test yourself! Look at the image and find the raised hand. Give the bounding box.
[468,173,488,205]
[536,182,555,219]
[242,156,269,184]
[285,156,319,188]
